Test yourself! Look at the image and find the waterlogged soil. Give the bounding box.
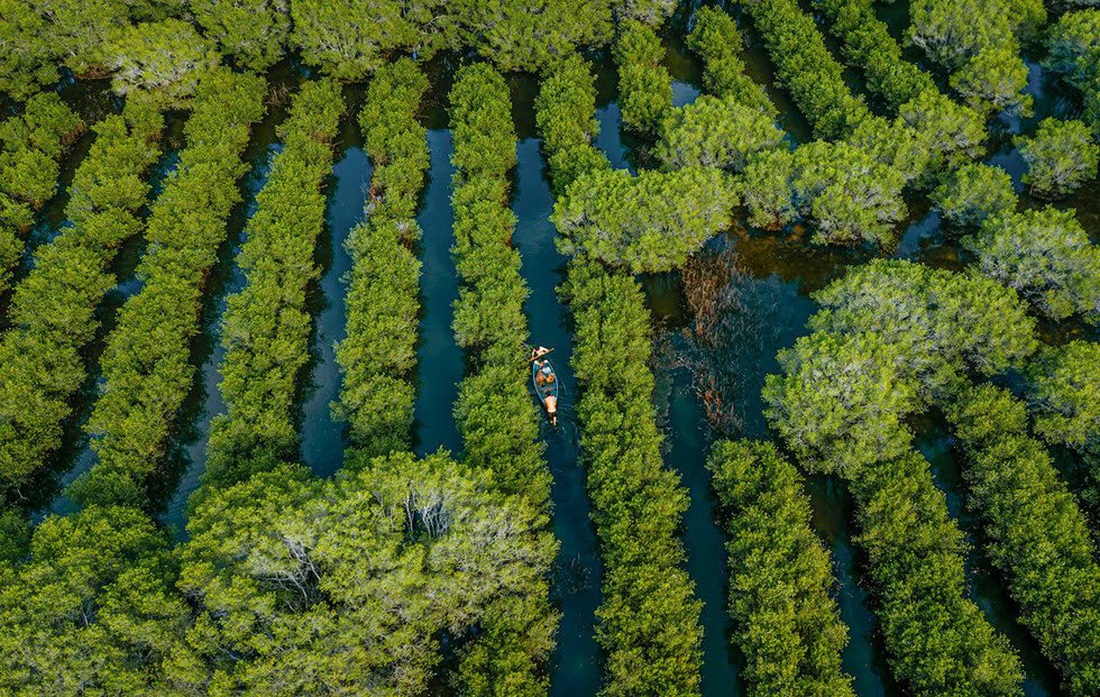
[26,9,1100,696]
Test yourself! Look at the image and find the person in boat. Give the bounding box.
[531,345,551,362]
[545,394,558,426]
[535,361,555,386]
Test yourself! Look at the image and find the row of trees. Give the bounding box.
[202,79,344,490]
[0,95,164,494]
[707,440,853,695]
[613,19,672,135]
[333,58,428,458]
[1046,9,1100,138]
[736,0,870,140]
[537,56,704,694]
[945,384,1100,694]
[1,0,680,100]
[446,63,558,694]
[67,69,268,509]
[684,8,776,118]
[811,0,935,110]
[0,92,83,297]
[764,260,1039,694]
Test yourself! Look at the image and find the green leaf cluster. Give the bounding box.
[70,70,267,509]
[535,56,611,196]
[0,506,194,694]
[200,79,343,491]
[707,440,854,696]
[0,92,84,295]
[967,207,1100,325]
[105,19,221,109]
[1046,9,1100,138]
[455,0,614,74]
[0,98,163,493]
[742,140,906,246]
[809,259,1038,396]
[193,0,291,71]
[931,163,1017,228]
[908,0,1038,116]
[334,59,428,458]
[849,450,1024,695]
[553,165,738,273]
[611,0,676,26]
[447,67,556,691]
[1025,341,1100,456]
[686,7,776,117]
[613,19,672,135]
[736,0,871,139]
[1015,117,1099,199]
[946,384,1100,695]
[654,94,784,172]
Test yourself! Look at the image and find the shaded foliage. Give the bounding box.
[946,384,1100,695]
[708,440,854,696]
[72,69,268,509]
[0,96,163,494]
[0,92,83,296]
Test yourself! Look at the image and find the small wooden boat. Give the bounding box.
[531,357,559,426]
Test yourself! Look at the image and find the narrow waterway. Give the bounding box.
[300,142,369,477]
[413,128,463,458]
[511,135,604,695]
[161,138,281,533]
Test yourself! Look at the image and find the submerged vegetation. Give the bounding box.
[0,0,1098,695]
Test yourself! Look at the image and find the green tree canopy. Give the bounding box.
[654,94,784,172]
[742,140,907,246]
[810,259,1038,396]
[1015,117,1100,198]
[1025,341,1100,455]
[192,0,291,71]
[105,19,221,108]
[0,507,194,694]
[931,163,1017,228]
[969,207,1100,324]
[179,453,554,694]
[553,165,738,272]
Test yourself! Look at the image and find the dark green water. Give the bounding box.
[413,128,464,458]
[299,142,369,478]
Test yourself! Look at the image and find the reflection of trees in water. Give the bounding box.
[680,243,783,435]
